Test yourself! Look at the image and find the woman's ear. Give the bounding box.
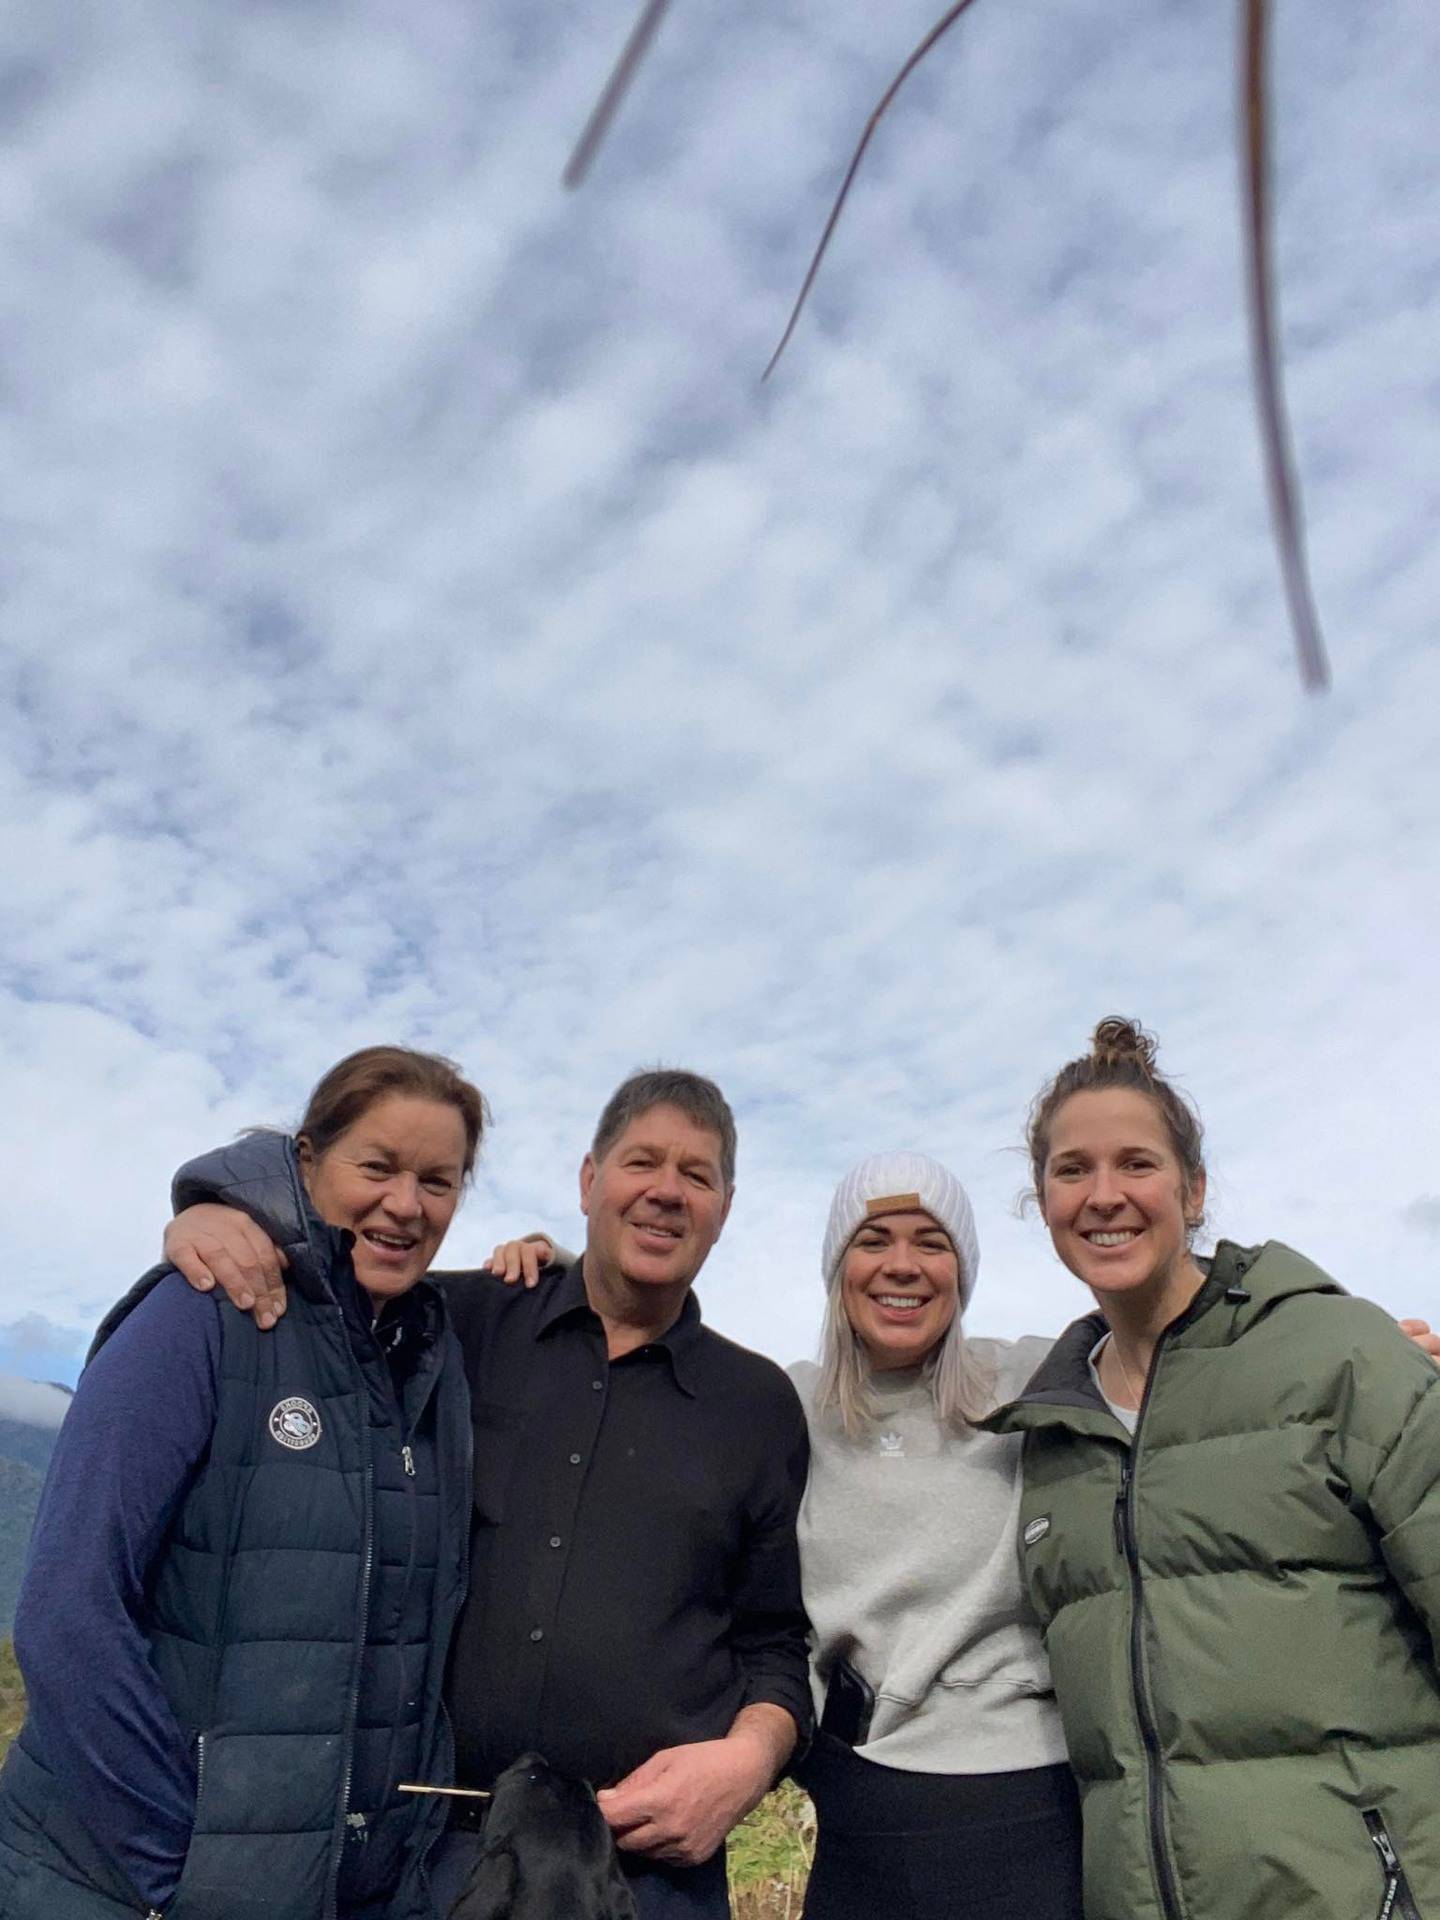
[1184,1165,1208,1229]
[296,1134,315,1195]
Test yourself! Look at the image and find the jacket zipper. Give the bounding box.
[1115,1336,1184,1920]
[382,1426,422,1800]
[1365,1811,1425,1920]
[327,1360,376,1920]
[415,1391,472,1901]
[147,1733,206,1915]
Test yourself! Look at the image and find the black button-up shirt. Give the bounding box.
[439,1259,812,1789]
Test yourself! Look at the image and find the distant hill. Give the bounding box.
[0,1380,70,1635]
[0,1637,22,1762]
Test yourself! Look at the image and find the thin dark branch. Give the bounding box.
[564,0,676,189]
[762,0,986,382]
[1240,0,1330,691]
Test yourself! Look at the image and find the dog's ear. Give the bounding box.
[447,1842,518,1920]
[594,1845,640,1920]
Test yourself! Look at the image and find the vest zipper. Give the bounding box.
[1117,1335,1184,1920]
[1365,1811,1425,1920]
[382,1427,423,1801]
[414,1380,472,1903]
[149,1728,210,1914]
[328,1434,376,1920]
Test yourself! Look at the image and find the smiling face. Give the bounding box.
[840,1208,961,1372]
[299,1092,468,1305]
[579,1102,732,1296]
[1040,1087,1205,1310]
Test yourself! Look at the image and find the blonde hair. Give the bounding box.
[813,1256,995,1440]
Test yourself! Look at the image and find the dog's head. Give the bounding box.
[449,1752,638,1920]
[486,1752,609,1842]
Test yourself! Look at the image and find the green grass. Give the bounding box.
[0,1650,815,1914]
[728,1778,814,1919]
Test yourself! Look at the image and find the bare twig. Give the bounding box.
[398,1782,491,1800]
[762,0,985,381]
[1240,0,1330,691]
[565,0,1334,692]
[564,0,676,188]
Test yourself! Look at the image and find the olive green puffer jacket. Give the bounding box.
[988,1241,1440,1920]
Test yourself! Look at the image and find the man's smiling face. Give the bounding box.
[579,1103,732,1295]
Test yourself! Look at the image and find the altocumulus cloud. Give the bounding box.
[2,0,1439,1381]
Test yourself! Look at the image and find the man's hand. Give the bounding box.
[165,1204,289,1329]
[1400,1319,1440,1365]
[486,1234,560,1288]
[596,1706,796,1867]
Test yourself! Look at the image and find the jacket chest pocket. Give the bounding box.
[470,1399,527,1524]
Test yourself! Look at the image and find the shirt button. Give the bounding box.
[549,1536,562,1549]
[569,1453,582,1465]
[529,1628,544,1643]
[591,1379,604,1391]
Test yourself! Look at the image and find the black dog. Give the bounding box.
[447,1752,639,1920]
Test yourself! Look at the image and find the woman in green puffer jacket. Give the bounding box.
[988,1016,1440,1920]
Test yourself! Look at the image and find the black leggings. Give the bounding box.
[797,1737,1084,1920]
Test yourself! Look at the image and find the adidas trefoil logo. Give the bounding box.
[878,1429,905,1458]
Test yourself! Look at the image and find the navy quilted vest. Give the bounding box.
[7,1137,470,1920]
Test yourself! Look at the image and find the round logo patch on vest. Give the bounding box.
[1023,1515,1051,1548]
[269,1397,323,1451]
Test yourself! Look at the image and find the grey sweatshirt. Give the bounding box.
[789,1338,1069,1775]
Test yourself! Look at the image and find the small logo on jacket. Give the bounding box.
[1023,1516,1051,1548]
[877,1430,905,1458]
[269,1398,323,1451]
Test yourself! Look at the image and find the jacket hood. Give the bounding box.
[170,1132,346,1305]
[985,1239,1345,1438]
[88,1134,350,1364]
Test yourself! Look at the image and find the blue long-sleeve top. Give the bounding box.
[14,1273,222,1911]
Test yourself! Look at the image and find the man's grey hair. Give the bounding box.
[813,1287,995,1439]
[591,1068,737,1190]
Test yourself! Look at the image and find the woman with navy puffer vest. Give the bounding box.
[0,1047,484,1920]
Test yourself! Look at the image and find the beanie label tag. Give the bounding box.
[864,1192,923,1217]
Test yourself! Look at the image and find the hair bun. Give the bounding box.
[1091,1016,1158,1075]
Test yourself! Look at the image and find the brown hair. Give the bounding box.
[591,1067,737,1189]
[298,1046,490,1180]
[1026,1017,1207,1230]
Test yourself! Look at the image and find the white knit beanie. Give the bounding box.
[821,1151,980,1308]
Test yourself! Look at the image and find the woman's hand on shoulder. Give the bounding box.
[165,1203,290,1328]
[486,1233,558,1288]
[1399,1318,1440,1366]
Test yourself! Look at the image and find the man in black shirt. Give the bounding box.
[163,1068,811,1920]
[437,1069,811,1915]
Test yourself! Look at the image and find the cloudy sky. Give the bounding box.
[4,0,1438,1387]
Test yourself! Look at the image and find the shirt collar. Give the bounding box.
[536,1257,704,1397]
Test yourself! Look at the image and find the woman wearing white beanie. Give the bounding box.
[481,1150,1082,1916]
[788,1150,1082,1920]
